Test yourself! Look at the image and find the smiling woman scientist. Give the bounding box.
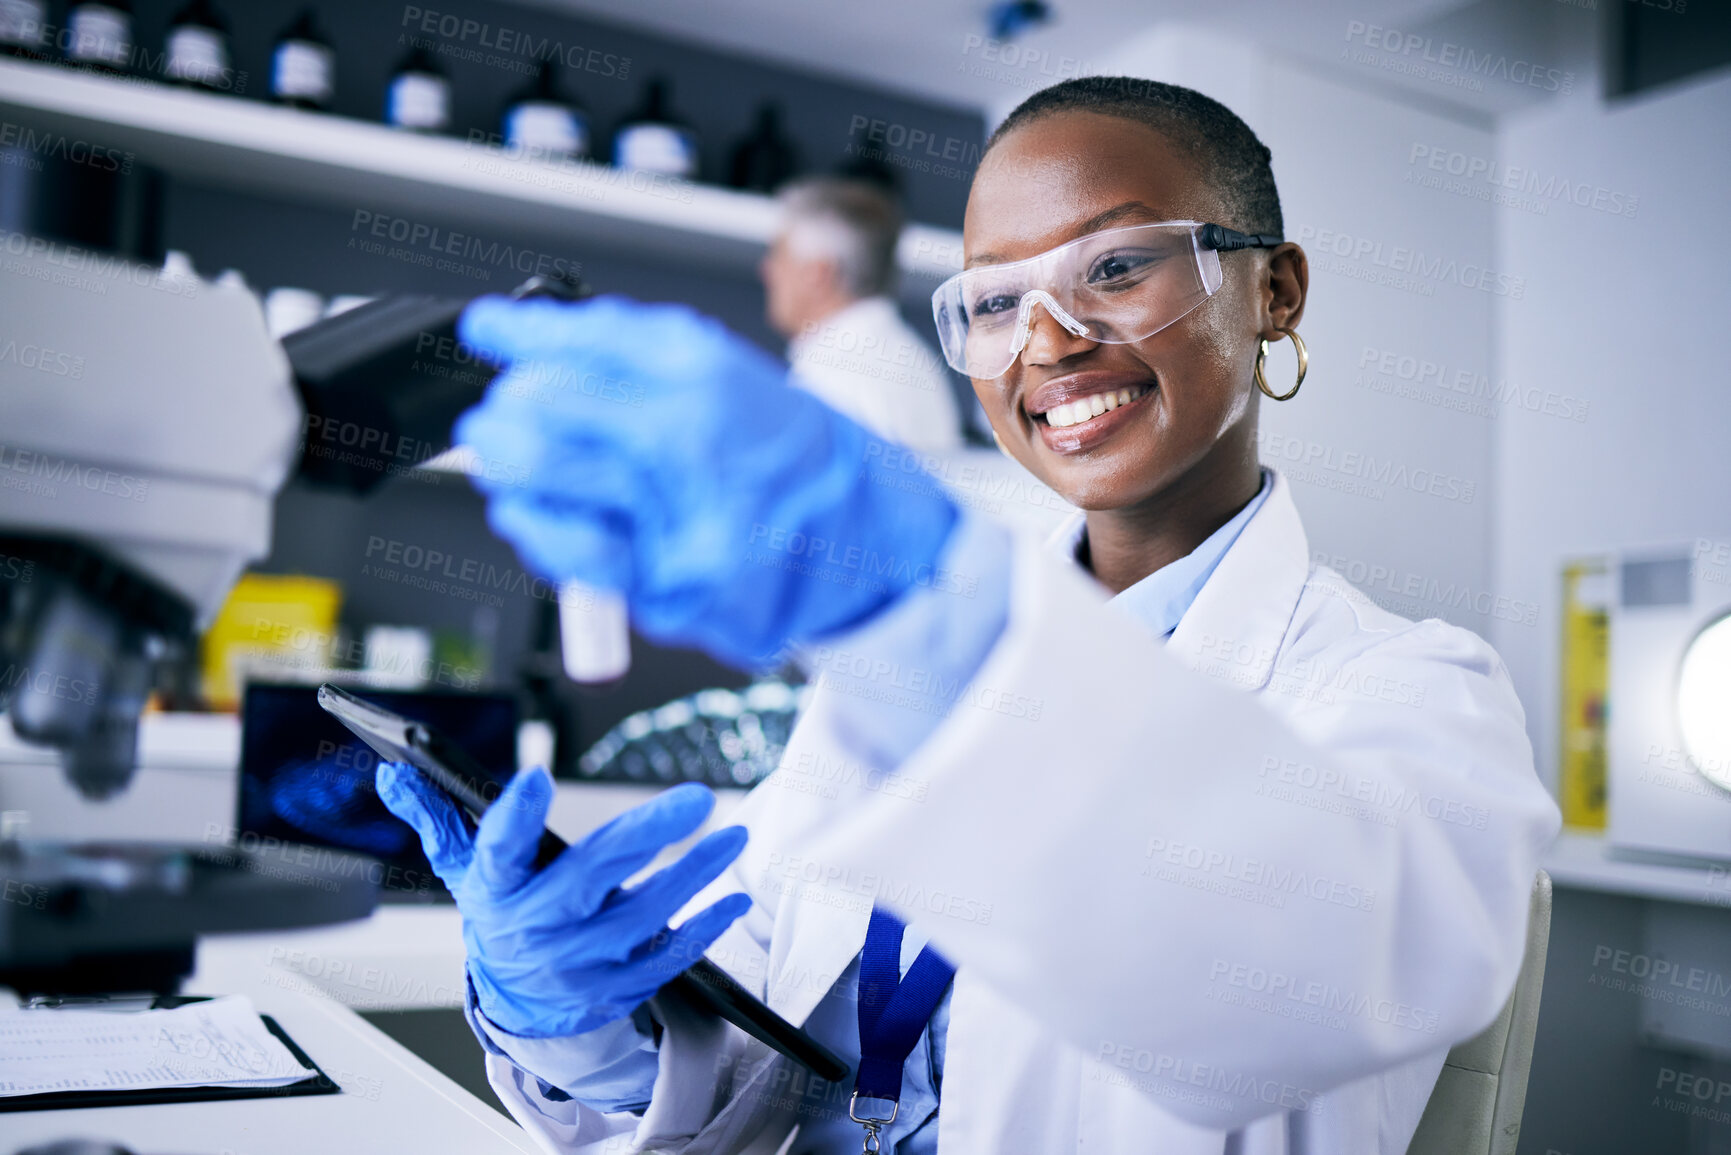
[377,77,1560,1154]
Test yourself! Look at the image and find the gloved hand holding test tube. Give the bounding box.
[281,275,636,685]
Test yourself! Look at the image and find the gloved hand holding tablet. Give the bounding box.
[317,683,848,1079]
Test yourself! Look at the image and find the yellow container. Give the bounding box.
[200,573,343,710]
[1559,559,1609,830]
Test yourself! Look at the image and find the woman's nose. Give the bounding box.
[1019,299,1096,367]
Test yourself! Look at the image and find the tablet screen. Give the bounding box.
[238,683,517,902]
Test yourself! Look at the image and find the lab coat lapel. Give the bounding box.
[741,731,875,1027]
[764,879,871,1027]
[760,474,1308,1033]
[1166,469,1310,689]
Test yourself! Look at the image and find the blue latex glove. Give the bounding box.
[453,295,960,668]
[377,762,751,1039]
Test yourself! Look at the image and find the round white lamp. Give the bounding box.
[1678,612,1731,791]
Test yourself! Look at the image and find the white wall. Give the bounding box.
[1088,28,1503,640]
[1493,71,1731,789]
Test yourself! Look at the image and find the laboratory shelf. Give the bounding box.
[1543,830,1731,910]
[0,56,963,280]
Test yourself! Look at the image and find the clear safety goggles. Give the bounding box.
[930,221,1283,379]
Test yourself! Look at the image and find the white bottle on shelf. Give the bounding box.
[385,45,450,133]
[271,8,334,111]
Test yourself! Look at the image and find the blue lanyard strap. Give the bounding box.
[854,906,957,1102]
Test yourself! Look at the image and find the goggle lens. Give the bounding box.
[932,221,1253,379]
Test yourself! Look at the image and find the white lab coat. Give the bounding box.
[484,471,1561,1154]
[786,296,964,452]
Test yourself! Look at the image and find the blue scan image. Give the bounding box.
[266,750,414,858]
[238,684,518,899]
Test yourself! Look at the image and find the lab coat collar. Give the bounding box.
[1044,468,1310,691]
[1166,469,1309,689]
[1109,469,1272,640]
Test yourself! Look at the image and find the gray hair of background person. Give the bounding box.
[775,178,904,298]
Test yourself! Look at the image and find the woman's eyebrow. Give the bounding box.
[1077,201,1164,233]
[964,201,1166,268]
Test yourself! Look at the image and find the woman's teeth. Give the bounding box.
[1042,386,1148,429]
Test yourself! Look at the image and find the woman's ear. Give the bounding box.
[1262,243,1309,336]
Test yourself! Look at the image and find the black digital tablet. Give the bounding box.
[316,683,850,1083]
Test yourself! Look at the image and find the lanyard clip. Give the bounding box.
[850,1093,898,1154]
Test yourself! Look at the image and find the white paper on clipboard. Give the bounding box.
[0,994,309,1097]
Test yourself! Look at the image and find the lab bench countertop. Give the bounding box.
[1,982,538,1155]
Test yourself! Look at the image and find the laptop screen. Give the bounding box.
[238,683,518,902]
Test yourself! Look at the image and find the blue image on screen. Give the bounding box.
[238,684,518,902]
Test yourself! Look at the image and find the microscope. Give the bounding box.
[0,245,606,996]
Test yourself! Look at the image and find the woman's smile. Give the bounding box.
[1022,369,1157,454]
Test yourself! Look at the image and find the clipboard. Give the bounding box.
[0,995,340,1113]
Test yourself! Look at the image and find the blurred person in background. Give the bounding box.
[759,177,964,452]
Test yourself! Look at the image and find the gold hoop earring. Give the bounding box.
[1254,327,1308,401]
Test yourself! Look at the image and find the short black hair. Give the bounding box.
[985,76,1283,239]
